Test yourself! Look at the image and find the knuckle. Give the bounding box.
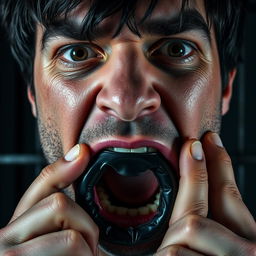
[164,245,183,256]
[191,168,208,184]
[190,200,208,216]
[50,192,70,213]
[222,181,242,200]
[64,229,86,252]
[39,164,55,182]
[217,148,232,166]
[183,214,206,236]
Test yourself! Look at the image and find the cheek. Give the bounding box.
[156,67,222,139]
[34,66,96,153]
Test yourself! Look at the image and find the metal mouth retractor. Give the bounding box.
[75,150,178,248]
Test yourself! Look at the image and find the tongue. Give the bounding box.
[102,167,159,206]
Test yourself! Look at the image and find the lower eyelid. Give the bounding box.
[149,54,201,74]
[175,54,197,64]
[151,52,198,64]
[56,57,102,70]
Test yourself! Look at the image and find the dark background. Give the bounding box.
[0,2,256,228]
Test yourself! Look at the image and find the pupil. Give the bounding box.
[71,47,87,60]
[169,43,185,57]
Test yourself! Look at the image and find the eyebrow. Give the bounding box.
[141,9,211,43]
[41,9,211,50]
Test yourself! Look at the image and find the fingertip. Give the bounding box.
[64,144,81,162]
[68,143,91,177]
[180,139,197,156]
[180,139,204,163]
[202,132,224,148]
[172,139,208,221]
[202,132,228,164]
[210,133,224,148]
[179,139,206,178]
[64,144,90,162]
[191,141,204,161]
[56,144,91,184]
[77,143,91,162]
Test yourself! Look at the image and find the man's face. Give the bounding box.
[29,0,233,254]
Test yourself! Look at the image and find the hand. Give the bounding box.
[156,132,256,256]
[0,144,99,256]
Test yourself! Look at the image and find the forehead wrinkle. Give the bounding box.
[41,18,118,51]
[40,0,175,48]
[40,0,211,52]
[138,8,211,44]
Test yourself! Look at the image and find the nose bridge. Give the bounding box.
[96,44,161,121]
[106,45,144,97]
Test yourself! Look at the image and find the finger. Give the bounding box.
[158,214,251,256]
[155,244,204,256]
[203,132,256,240]
[3,229,94,256]
[11,144,90,221]
[3,193,98,255]
[170,140,208,223]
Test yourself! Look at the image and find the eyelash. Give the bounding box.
[53,38,200,75]
[148,39,200,69]
[55,44,104,68]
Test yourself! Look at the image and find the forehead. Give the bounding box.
[39,0,211,52]
[136,0,205,19]
[69,0,206,32]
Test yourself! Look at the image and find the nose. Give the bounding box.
[96,46,161,121]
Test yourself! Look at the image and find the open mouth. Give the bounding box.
[75,146,178,251]
[95,148,160,228]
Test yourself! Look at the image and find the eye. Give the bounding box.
[148,38,201,73]
[153,39,195,59]
[166,41,192,57]
[60,45,101,63]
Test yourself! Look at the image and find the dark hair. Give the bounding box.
[0,0,246,89]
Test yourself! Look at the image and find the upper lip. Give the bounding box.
[89,137,179,172]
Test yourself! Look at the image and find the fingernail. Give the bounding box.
[191,141,203,161]
[64,144,80,161]
[211,133,223,147]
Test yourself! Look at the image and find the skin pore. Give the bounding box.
[30,0,230,163]
[26,0,235,255]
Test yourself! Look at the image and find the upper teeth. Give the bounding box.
[107,147,157,153]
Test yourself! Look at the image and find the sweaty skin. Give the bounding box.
[0,0,255,255]
[32,0,224,166]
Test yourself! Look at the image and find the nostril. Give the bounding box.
[141,93,161,115]
[97,95,161,121]
[146,105,158,113]
[99,105,110,113]
[96,83,161,121]
[98,105,117,117]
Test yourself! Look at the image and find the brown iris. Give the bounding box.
[70,47,88,61]
[167,42,186,57]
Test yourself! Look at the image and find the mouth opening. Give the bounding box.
[76,149,178,248]
[94,166,160,228]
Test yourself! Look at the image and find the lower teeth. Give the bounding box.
[96,186,160,216]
